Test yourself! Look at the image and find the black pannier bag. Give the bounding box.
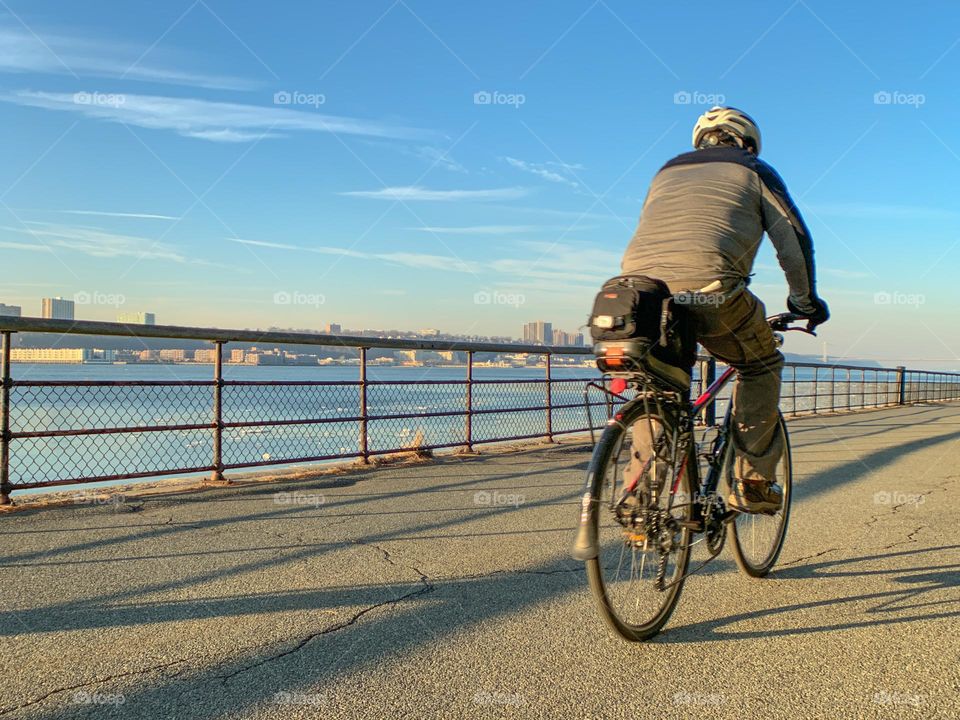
[588,274,697,391]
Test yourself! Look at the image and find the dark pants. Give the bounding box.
[631,288,784,484]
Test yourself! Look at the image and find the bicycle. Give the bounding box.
[572,312,815,641]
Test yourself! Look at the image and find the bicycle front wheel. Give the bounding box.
[582,398,693,641]
[726,413,792,577]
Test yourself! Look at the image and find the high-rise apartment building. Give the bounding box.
[41,297,74,320]
[0,303,21,317]
[522,321,553,345]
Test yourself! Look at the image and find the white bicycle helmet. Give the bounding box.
[692,106,762,155]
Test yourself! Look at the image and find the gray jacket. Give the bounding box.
[621,146,819,313]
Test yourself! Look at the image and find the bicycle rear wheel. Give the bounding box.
[582,398,693,641]
[726,413,792,577]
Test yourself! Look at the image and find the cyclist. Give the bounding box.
[620,106,829,513]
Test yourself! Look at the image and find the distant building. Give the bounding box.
[118,312,156,325]
[418,328,440,337]
[325,323,342,334]
[193,349,218,363]
[158,349,186,362]
[41,297,75,320]
[553,330,586,347]
[0,303,21,318]
[522,321,553,345]
[229,348,247,363]
[139,350,159,362]
[11,348,87,364]
[245,349,284,365]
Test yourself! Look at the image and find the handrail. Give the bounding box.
[0,317,591,355]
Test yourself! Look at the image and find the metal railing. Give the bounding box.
[2,317,960,503]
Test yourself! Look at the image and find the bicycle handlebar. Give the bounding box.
[767,312,818,336]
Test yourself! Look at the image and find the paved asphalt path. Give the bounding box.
[1,403,958,719]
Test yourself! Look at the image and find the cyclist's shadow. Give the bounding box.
[659,544,960,643]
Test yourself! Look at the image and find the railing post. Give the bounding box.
[812,366,819,414]
[359,347,369,463]
[1,331,12,505]
[208,341,227,484]
[830,367,836,411]
[896,366,906,405]
[545,353,553,442]
[465,350,474,452]
[700,357,717,427]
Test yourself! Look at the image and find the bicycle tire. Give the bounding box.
[582,399,694,641]
[726,413,792,577]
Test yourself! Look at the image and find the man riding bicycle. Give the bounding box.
[620,106,829,514]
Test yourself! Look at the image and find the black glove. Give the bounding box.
[787,296,829,330]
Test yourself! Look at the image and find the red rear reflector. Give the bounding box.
[610,378,627,394]
[607,358,623,366]
[606,347,624,356]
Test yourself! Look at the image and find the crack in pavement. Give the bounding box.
[0,656,200,716]
[882,525,927,550]
[778,548,840,568]
[215,541,434,685]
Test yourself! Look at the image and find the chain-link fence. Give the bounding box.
[2,320,960,501]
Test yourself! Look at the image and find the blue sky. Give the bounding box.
[0,1,958,367]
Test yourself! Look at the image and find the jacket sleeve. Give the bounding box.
[757,160,819,312]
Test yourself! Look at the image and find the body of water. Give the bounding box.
[5,362,925,495]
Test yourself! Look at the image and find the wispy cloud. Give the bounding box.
[3,91,431,143]
[0,239,52,253]
[228,237,614,283]
[504,157,580,189]
[489,241,621,285]
[0,25,254,90]
[2,221,224,267]
[411,225,553,235]
[228,238,479,273]
[56,210,178,220]
[340,186,528,201]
